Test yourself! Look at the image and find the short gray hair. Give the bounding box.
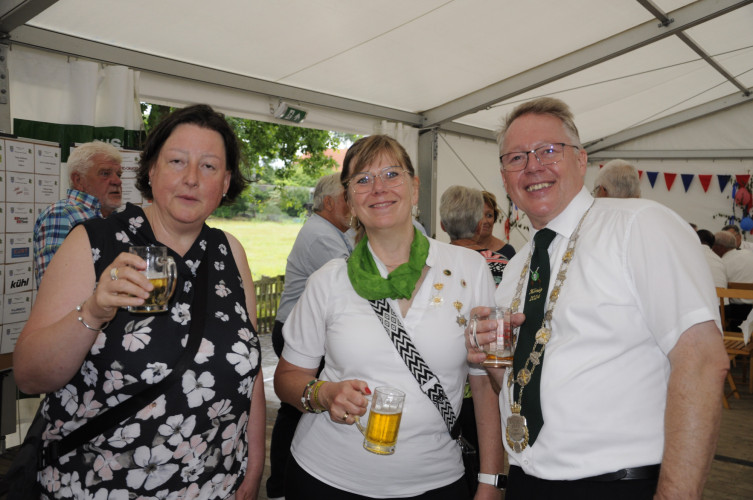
[497,97,581,150]
[67,141,122,178]
[594,159,641,198]
[714,231,736,249]
[312,173,344,212]
[440,185,484,241]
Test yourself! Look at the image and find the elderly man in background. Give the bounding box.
[267,172,352,500]
[470,97,727,499]
[696,229,727,289]
[33,141,122,286]
[592,159,641,198]
[723,223,753,251]
[714,230,753,331]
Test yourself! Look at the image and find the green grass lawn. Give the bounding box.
[206,217,303,280]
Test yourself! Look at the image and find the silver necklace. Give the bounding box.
[505,203,593,453]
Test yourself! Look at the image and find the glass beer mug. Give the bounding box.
[470,306,513,367]
[354,387,405,455]
[127,246,177,313]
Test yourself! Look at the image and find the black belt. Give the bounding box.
[582,464,661,482]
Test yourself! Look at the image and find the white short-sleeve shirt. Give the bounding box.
[495,188,720,480]
[283,237,495,496]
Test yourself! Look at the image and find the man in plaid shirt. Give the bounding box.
[33,142,123,286]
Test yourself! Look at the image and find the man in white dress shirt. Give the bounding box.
[697,229,727,289]
[469,97,728,500]
[723,224,753,251]
[715,230,753,331]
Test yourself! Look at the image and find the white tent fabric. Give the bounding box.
[9,45,141,133]
[3,0,753,246]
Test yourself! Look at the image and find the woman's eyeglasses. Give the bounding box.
[348,166,407,193]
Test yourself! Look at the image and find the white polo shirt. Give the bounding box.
[284,237,495,496]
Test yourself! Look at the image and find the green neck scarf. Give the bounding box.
[347,228,430,300]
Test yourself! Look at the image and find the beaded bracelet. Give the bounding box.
[311,380,326,411]
[301,379,320,413]
[75,301,110,333]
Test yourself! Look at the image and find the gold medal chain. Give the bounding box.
[505,203,593,451]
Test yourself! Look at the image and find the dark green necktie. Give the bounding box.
[513,227,556,446]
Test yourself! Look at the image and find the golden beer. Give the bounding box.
[483,351,513,368]
[143,276,169,309]
[355,387,405,455]
[364,409,402,455]
[127,246,177,314]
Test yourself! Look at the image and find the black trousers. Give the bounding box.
[266,321,299,498]
[506,465,658,500]
[285,457,470,500]
[267,319,326,498]
[265,401,302,498]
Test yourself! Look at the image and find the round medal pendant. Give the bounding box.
[506,413,529,452]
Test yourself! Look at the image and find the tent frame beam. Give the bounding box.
[637,0,750,95]
[589,149,753,160]
[421,0,753,128]
[7,24,425,128]
[585,91,753,153]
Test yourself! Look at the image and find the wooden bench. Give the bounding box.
[255,275,285,335]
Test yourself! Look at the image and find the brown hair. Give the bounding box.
[481,191,501,223]
[136,104,247,205]
[340,135,414,200]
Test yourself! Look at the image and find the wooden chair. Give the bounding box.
[716,287,753,394]
[727,281,753,291]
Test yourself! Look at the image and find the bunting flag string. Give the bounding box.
[698,175,712,193]
[612,170,746,194]
[718,175,731,193]
[647,171,658,188]
[681,174,694,193]
[664,173,677,191]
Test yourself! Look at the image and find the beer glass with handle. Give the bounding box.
[127,246,177,313]
[354,387,405,455]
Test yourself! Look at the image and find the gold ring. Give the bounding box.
[110,267,119,281]
[341,411,349,421]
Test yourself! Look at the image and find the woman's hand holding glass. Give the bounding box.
[318,379,371,425]
[86,251,154,324]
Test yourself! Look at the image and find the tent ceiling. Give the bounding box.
[1,0,752,153]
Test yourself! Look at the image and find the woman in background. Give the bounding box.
[15,104,265,499]
[441,186,509,288]
[475,191,515,261]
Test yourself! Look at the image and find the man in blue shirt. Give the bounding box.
[266,172,351,500]
[33,142,123,286]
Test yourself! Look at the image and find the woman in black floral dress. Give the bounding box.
[15,105,265,499]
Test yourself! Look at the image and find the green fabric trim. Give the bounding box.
[13,119,145,161]
[347,227,429,300]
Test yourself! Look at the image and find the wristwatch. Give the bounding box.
[477,472,507,490]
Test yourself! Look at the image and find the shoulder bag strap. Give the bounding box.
[368,298,457,434]
[44,254,209,464]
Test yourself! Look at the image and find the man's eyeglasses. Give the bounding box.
[499,143,580,172]
[348,166,407,193]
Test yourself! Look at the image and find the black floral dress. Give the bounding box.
[38,204,261,499]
